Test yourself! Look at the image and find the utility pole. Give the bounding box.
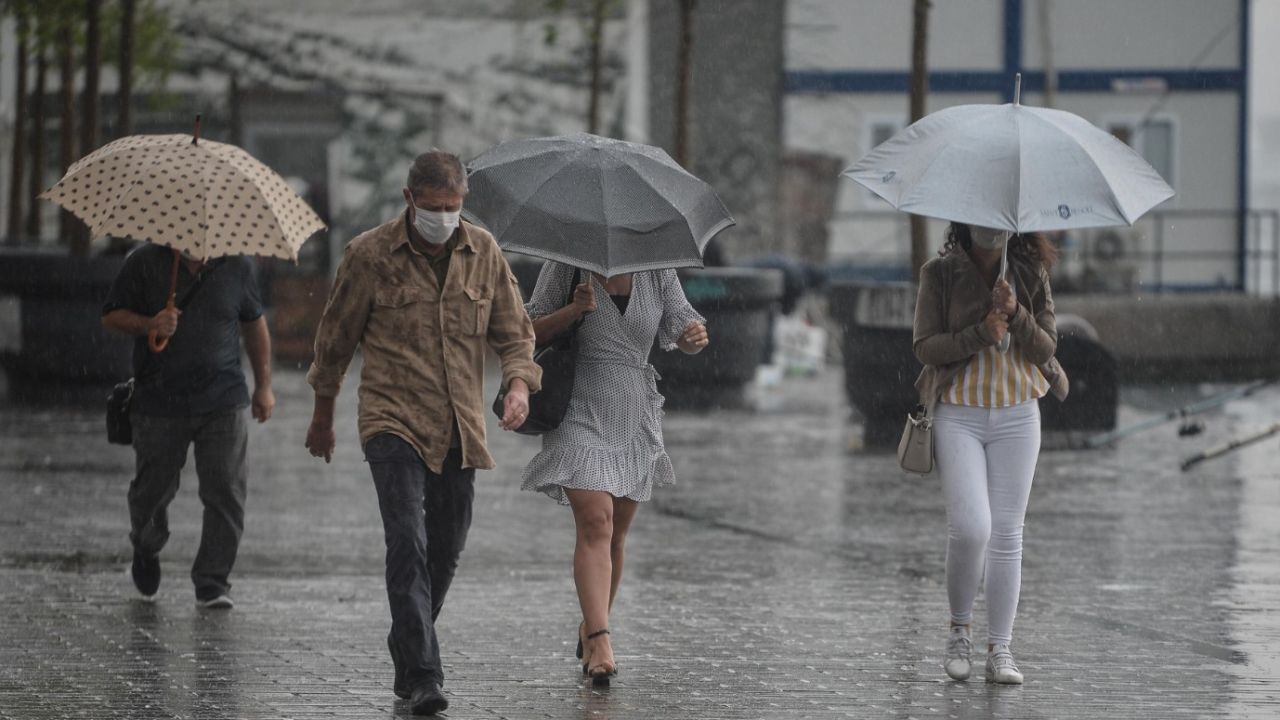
[908,0,931,283]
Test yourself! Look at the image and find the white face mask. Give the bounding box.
[969,226,1010,250]
[413,208,461,245]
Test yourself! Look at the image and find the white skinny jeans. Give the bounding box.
[933,400,1041,646]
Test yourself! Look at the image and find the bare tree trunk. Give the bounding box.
[228,73,243,147]
[908,0,931,283]
[27,37,48,241]
[674,0,695,166]
[586,0,606,134]
[117,0,135,137]
[7,13,28,245]
[58,11,79,249]
[71,0,102,255]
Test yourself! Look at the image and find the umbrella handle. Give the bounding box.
[996,235,1012,353]
[148,249,181,353]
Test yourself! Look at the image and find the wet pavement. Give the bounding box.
[1,365,1279,719]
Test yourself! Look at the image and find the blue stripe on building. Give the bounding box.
[1003,0,1022,102]
[784,69,1244,95]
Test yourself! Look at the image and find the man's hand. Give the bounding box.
[150,307,181,338]
[305,419,336,463]
[305,395,338,463]
[252,385,275,423]
[499,378,531,431]
[676,321,709,354]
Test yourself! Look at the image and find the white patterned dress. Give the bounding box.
[520,261,705,505]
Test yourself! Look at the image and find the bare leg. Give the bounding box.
[608,498,640,611]
[566,489,615,675]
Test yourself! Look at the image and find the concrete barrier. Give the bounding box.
[1055,294,1280,382]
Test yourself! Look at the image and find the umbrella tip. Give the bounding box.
[192,114,202,145]
[1013,73,1022,106]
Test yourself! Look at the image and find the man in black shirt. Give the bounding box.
[102,244,275,608]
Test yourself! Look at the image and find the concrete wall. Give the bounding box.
[1056,294,1280,382]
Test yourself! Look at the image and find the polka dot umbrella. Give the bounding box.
[39,118,326,351]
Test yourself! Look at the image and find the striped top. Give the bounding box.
[940,340,1050,407]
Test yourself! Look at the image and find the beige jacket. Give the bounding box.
[912,250,1068,409]
[307,215,541,473]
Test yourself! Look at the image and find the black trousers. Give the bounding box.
[365,434,475,689]
[128,408,248,601]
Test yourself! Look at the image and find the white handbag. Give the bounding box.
[897,402,935,475]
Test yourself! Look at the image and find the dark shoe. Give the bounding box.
[389,636,410,699]
[409,683,448,716]
[196,595,234,610]
[585,628,617,687]
[131,552,160,598]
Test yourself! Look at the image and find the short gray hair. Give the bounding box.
[407,150,468,195]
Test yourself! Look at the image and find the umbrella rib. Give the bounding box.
[597,151,611,273]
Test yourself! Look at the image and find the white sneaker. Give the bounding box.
[943,625,972,680]
[197,595,234,610]
[985,644,1024,684]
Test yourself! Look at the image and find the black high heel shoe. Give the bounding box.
[585,628,617,687]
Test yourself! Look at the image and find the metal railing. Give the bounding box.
[827,208,1280,296]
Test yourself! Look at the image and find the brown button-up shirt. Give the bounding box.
[306,215,542,473]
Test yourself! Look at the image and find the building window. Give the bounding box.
[1107,118,1175,187]
[863,117,905,206]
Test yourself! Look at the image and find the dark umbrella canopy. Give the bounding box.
[463,133,734,277]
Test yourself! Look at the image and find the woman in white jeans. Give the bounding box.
[912,223,1068,684]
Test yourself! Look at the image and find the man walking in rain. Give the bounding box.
[304,150,541,716]
[102,248,275,609]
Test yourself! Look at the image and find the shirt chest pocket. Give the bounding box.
[374,287,433,338]
[451,285,492,337]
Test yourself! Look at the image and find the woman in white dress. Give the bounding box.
[521,261,709,685]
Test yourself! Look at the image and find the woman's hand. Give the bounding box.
[981,310,1008,346]
[571,280,596,317]
[991,278,1016,316]
[677,321,709,354]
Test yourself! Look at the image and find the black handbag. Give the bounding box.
[106,379,135,445]
[493,268,582,436]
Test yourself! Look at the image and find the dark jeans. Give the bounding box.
[365,434,475,689]
[129,408,248,600]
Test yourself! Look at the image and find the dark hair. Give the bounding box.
[406,150,468,196]
[941,223,1059,271]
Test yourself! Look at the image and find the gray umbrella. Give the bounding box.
[463,133,734,277]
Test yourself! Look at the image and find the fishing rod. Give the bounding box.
[1181,422,1280,472]
[1084,378,1277,449]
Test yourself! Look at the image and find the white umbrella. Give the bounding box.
[844,79,1174,234]
[844,76,1174,350]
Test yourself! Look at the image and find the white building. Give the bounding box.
[785,0,1268,293]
